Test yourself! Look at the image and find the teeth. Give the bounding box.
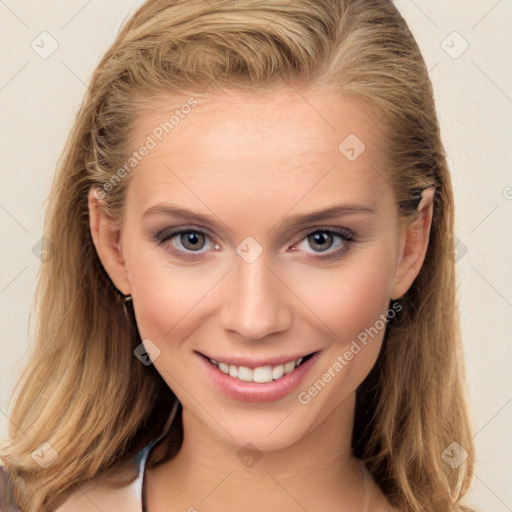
[209,356,307,383]
[237,366,253,382]
[272,364,284,380]
[253,366,272,383]
[283,361,295,374]
[218,361,229,373]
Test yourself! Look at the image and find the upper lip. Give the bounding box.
[196,350,318,369]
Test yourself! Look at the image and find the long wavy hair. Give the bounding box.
[1,1,477,510]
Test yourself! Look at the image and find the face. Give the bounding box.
[90,85,432,451]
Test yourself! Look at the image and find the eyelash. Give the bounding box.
[152,226,356,261]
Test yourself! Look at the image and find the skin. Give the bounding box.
[87,84,434,512]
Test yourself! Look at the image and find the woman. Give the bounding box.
[0,0,477,510]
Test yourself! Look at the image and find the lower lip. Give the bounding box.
[197,352,320,403]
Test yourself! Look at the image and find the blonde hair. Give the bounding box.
[1,1,477,510]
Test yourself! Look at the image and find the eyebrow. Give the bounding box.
[142,202,377,233]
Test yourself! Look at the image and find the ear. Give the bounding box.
[88,186,131,295]
[391,186,435,300]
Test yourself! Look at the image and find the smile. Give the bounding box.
[196,350,320,402]
[208,355,313,383]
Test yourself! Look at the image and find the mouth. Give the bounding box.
[196,350,321,403]
[198,351,318,384]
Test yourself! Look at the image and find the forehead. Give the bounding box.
[125,86,391,212]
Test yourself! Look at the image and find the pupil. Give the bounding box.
[310,232,332,251]
[182,232,204,250]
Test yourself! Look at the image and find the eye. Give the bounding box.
[153,227,218,257]
[177,231,206,251]
[153,226,356,261]
[293,228,355,259]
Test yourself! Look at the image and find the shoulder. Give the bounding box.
[55,458,142,512]
[0,464,141,512]
[0,465,20,511]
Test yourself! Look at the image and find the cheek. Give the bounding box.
[298,254,395,338]
[125,245,226,344]
[292,256,395,413]
[291,248,397,397]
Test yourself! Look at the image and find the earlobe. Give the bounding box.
[391,186,435,300]
[87,187,131,296]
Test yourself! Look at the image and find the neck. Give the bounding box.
[146,392,370,511]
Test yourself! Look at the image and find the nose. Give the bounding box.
[220,251,293,342]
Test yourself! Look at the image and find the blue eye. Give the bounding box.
[153,226,355,261]
[175,231,206,251]
[295,228,355,260]
[154,228,215,254]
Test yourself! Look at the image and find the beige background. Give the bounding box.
[0,1,511,510]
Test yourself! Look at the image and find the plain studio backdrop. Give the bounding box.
[0,1,511,510]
